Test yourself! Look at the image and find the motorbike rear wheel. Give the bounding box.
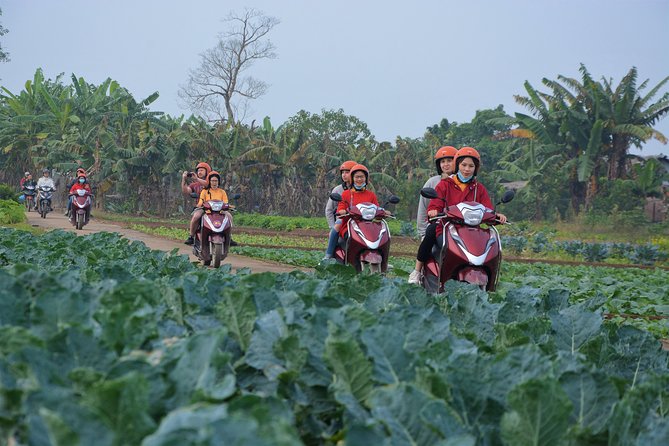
[212,243,223,268]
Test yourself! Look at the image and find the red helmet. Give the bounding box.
[196,162,212,175]
[206,171,221,185]
[76,168,86,175]
[339,160,357,172]
[434,146,457,175]
[454,147,481,176]
[350,164,369,183]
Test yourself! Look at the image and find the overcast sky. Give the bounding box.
[1,0,668,156]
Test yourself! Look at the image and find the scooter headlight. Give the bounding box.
[456,203,486,226]
[357,204,377,221]
[209,201,224,212]
[77,189,86,196]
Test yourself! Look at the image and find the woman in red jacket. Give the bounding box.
[408,147,506,284]
[323,164,379,259]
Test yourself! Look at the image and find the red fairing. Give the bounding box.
[458,268,489,287]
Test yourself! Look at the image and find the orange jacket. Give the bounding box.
[197,187,228,207]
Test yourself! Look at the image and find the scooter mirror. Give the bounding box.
[388,195,401,204]
[190,192,199,198]
[500,189,515,204]
[420,188,438,199]
[329,192,343,202]
[231,193,241,200]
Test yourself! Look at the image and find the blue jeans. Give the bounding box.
[325,219,342,257]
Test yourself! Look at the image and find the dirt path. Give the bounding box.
[25,210,305,274]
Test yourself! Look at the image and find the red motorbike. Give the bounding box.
[419,188,514,293]
[193,198,236,268]
[329,193,400,273]
[69,189,93,230]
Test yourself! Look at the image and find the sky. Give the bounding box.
[1,0,668,156]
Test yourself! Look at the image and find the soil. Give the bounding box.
[24,210,307,274]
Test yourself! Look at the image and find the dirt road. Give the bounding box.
[25,210,304,274]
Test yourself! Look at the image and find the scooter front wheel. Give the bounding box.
[212,243,223,268]
[76,214,84,230]
[422,273,441,295]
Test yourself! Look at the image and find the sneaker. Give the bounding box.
[229,239,239,247]
[408,269,422,285]
[184,235,194,245]
[64,210,70,216]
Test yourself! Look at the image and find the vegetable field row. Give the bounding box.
[1,228,667,445]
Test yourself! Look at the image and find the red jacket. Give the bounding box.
[427,176,493,213]
[69,183,92,195]
[427,177,493,236]
[337,188,379,236]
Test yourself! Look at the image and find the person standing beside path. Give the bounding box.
[416,146,457,240]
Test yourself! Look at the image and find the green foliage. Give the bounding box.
[0,183,18,201]
[0,227,668,444]
[0,199,26,224]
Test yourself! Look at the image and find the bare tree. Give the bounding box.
[179,8,278,125]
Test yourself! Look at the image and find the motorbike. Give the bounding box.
[328,192,400,273]
[419,187,514,293]
[69,189,93,230]
[192,194,238,268]
[22,184,37,212]
[37,186,55,219]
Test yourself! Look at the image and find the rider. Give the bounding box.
[323,164,379,259]
[19,171,31,188]
[68,173,93,221]
[21,173,37,205]
[187,171,230,245]
[416,146,457,240]
[36,168,56,211]
[183,162,211,245]
[326,160,356,230]
[65,168,89,216]
[408,147,507,284]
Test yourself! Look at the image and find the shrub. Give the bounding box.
[0,183,18,201]
[0,199,26,224]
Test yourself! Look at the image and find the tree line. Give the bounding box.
[0,65,667,221]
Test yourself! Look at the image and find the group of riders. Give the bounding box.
[20,168,92,219]
[21,146,504,280]
[323,146,506,283]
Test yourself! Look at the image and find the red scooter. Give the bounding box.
[419,188,514,293]
[329,193,400,273]
[69,189,93,230]
[193,198,235,268]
